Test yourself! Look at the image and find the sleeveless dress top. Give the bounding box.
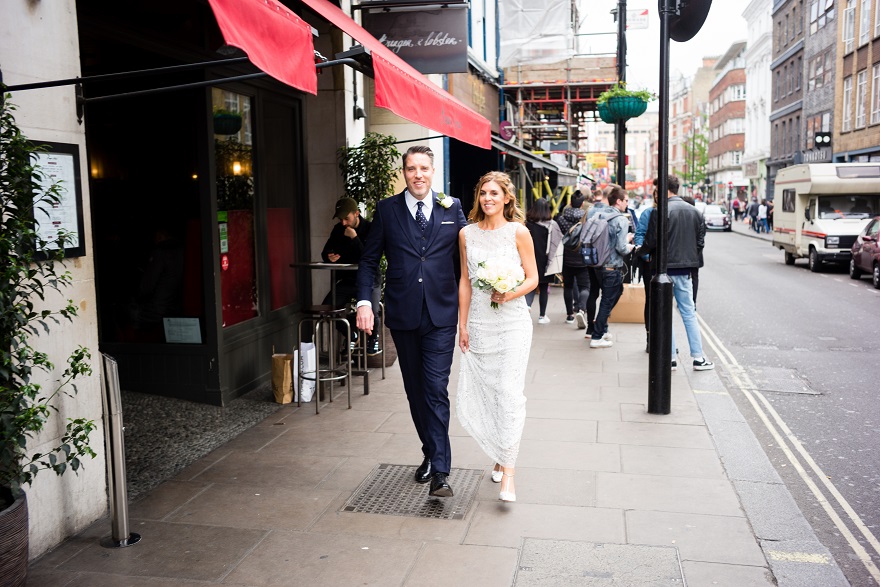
[456,222,533,467]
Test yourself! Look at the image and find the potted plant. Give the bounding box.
[337,132,400,366]
[0,94,97,587]
[337,132,400,219]
[596,82,656,122]
[213,108,243,136]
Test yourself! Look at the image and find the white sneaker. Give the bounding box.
[565,315,575,324]
[574,311,587,329]
[589,338,613,348]
[537,316,550,324]
[671,360,678,371]
[602,332,612,341]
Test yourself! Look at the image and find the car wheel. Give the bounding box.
[809,248,822,273]
[874,263,880,289]
[724,226,732,232]
[849,258,863,279]
[784,251,795,265]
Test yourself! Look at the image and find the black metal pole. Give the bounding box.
[616,0,626,186]
[648,0,675,415]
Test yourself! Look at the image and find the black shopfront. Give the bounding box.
[79,1,307,405]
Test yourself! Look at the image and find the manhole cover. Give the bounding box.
[747,367,819,395]
[515,540,683,585]
[342,464,483,520]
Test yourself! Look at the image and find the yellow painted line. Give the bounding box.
[767,551,831,565]
[697,314,880,583]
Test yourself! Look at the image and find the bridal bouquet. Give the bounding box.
[474,258,526,309]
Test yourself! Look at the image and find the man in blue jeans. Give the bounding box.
[589,185,634,349]
[659,175,714,371]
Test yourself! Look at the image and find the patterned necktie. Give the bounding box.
[415,200,428,231]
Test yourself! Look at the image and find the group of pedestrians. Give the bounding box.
[744,196,773,234]
[535,176,714,372]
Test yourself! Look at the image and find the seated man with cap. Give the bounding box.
[321,197,381,355]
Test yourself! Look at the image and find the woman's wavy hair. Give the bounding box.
[468,171,525,224]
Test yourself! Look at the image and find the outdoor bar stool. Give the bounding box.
[296,305,351,414]
[350,301,386,395]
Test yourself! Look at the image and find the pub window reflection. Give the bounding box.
[213,89,258,327]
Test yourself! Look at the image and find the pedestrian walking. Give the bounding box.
[555,191,590,327]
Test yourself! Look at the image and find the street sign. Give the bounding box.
[627,9,649,30]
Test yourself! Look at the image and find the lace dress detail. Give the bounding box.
[456,222,532,467]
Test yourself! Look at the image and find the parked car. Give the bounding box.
[703,204,731,231]
[849,215,880,288]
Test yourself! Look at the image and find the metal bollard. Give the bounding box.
[99,353,141,548]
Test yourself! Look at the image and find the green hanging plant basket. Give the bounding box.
[596,82,656,123]
[606,95,649,121]
[213,111,243,135]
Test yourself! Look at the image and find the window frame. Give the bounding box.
[856,68,868,128]
[843,75,854,131]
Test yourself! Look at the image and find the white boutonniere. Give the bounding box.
[436,192,453,209]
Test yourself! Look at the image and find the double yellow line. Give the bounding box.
[697,314,880,583]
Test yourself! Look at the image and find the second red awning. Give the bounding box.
[300,0,491,149]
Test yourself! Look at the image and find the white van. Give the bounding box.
[772,163,880,271]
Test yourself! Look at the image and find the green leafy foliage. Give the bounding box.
[0,93,96,497]
[597,82,657,105]
[337,132,400,219]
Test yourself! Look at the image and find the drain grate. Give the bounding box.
[342,464,483,520]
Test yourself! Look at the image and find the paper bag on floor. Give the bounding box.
[295,342,316,403]
[609,283,645,323]
[271,351,294,404]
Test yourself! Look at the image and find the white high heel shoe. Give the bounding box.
[499,472,516,502]
[491,464,503,483]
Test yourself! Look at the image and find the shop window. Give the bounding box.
[213,89,258,327]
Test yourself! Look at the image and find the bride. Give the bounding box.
[456,171,538,502]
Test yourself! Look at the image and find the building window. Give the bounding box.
[856,69,868,128]
[872,63,880,123]
[812,0,837,33]
[843,75,854,130]
[797,57,802,90]
[860,0,872,45]
[844,0,856,53]
[732,151,743,165]
[876,0,880,35]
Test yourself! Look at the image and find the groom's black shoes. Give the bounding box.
[415,456,432,484]
[429,473,454,497]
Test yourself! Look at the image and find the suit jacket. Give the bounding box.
[356,190,468,330]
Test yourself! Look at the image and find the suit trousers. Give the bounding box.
[390,302,456,474]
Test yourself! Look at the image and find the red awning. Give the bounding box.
[300,0,491,149]
[208,0,318,95]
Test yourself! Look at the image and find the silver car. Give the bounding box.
[703,204,731,231]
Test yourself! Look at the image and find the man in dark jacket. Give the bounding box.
[746,196,760,233]
[641,175,713,371]
[555,191,590,327]
[322,197,380,353]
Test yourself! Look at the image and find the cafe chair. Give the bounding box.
[296,305,351,414]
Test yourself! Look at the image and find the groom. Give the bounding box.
[356,145,468,497]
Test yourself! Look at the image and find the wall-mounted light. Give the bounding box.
[232,161,242,175]
[192,173,199,180]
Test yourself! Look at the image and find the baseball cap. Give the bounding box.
[333,197,358,219]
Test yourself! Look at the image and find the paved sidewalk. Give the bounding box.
[730,216,774,242]
[28,290,848,586]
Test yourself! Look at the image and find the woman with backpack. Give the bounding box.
[555,192,591,327]
[525,198,562,323]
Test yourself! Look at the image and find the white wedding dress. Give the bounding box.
[456,222,533,467]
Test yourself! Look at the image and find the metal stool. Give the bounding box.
[350,302,386,394]
[296,305,351,414]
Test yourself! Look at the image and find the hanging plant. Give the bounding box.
[596,82,656,123]
[213,109,242,135]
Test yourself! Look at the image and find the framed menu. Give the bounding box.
[33,142,86,258]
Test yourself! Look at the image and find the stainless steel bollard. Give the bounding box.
[99,353,141,548]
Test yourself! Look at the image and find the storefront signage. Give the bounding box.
[163,318,202,344]
[627,9,649,30]
[32,142,86,258]
[363,5,468,74]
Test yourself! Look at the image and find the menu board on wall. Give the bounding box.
[33,142,86,258]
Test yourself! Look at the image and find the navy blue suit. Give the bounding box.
[357,191,468,474]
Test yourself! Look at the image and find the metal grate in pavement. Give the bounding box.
[342,464,483,520]
[747,367,819,395]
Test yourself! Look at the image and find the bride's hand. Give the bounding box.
[458,325,469,352]
[491,290,509,304]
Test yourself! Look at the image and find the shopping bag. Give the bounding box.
[271,350,294,404]
[609,283,646,323]
[296,342,316,403]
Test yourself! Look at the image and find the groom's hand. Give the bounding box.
[356,306,374,335]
